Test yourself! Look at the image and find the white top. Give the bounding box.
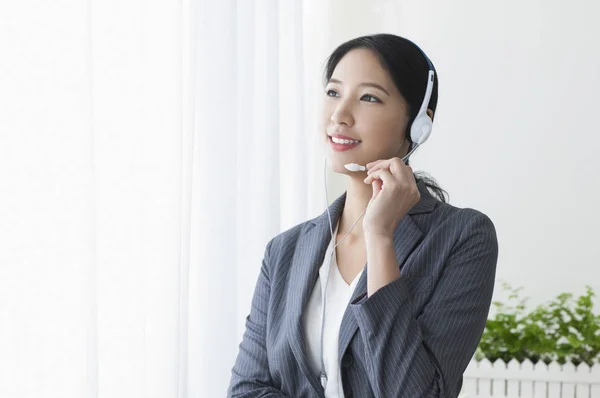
[303,221,364,398]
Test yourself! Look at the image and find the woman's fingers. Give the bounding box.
[364,168,394,185]
[365,159,385,170]
[367,157,408,177]
[365,157,414,186]
[366,159,390,175]
[388,157,407,175]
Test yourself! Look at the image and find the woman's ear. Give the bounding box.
[426,109,434,120]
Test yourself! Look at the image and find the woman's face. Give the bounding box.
[321,48,410,174]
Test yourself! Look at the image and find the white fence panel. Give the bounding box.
[561,363,577,397]
[520,359,535,397]
[478,359,493,397]
[460,358,600,398]
[462,359,479,395]
[591,364,600,397]
[506,359,520,396]
[547,362,562,397]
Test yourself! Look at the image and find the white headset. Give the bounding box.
[320,41,435,391]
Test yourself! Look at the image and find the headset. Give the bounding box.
[319,39,435,391]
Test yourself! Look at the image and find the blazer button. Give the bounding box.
[341,354,353,368]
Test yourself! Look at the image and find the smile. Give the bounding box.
[329,136,361,152]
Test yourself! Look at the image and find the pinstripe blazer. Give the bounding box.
[228,179,499,398]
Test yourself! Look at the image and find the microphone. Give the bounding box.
[342,145,417,174]
[344,163,366,172]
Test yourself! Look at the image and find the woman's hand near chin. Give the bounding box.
[362,157,420,239]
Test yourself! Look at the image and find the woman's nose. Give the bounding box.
[330,100,354,126]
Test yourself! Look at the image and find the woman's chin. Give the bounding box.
[325,148,370,174]
[327,158,355,175]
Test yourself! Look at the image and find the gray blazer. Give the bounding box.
[228,180,498,397]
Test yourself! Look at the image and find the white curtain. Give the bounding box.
[0,0,341,396]
[1,0,196,396]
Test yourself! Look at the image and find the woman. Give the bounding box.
[227,34,498,398]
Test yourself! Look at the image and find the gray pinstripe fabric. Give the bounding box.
[227,180,498,398]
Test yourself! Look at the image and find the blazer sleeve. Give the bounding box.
[227,238,290,398]
[348,210,499,398]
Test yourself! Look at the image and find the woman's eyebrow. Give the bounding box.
[327,78,390,96]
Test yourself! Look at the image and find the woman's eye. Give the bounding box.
[361,94,381,103]
[324,90,380,103]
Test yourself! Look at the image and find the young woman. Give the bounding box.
[228,33,498,398]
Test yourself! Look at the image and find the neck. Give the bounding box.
[337,175,372,241]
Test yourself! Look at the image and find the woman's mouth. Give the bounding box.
[329,136,361,152]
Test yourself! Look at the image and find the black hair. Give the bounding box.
[323,33,448,203]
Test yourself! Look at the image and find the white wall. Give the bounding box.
[318,0,600,309]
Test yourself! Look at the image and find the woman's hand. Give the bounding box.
[362,157,420,238]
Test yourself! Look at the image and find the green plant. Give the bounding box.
[475,282,600,366]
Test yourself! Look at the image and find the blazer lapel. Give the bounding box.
[337,180,437,362]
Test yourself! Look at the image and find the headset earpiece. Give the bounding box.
[409,69,435,147]
[410,114,433,145]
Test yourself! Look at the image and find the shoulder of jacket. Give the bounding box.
[265,219,314,256]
